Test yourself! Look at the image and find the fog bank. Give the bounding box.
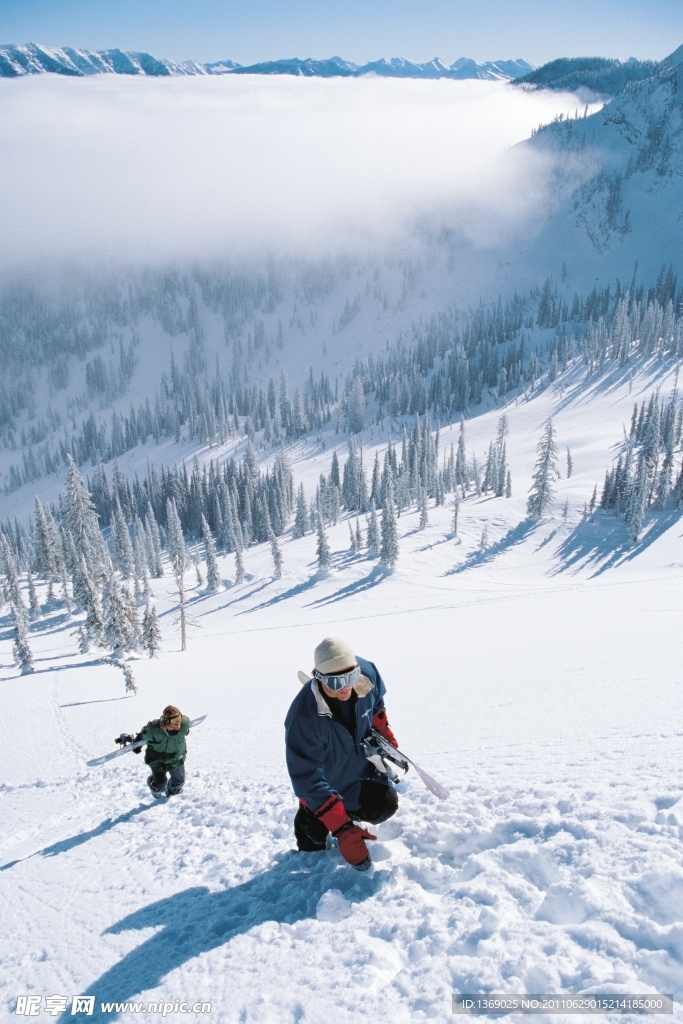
[0,74,591,267]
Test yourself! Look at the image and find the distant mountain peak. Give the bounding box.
[0,42,535,81]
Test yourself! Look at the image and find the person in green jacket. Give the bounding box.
[124,705,191,798]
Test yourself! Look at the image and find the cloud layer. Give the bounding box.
[0,74,589,266]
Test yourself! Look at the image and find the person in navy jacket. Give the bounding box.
[285,636,400,871]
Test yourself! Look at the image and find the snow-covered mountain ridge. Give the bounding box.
[0,42,534,80]
[518,44,683,267]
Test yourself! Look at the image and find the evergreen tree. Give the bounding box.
[626,453,647,542]
[419,487,429,529]
[111,499,134,579]
[270,530,283,578]
[166,499,187,578]
[453,495,459,535]
[62,455,107,578]
[201,515,221,592]
[480,525,489,550]
[166,499,189,650]
[146,509,164,577]
[34,497,63,584]
[27,572,42,619]
[347,375,365,433]
[11,599,34,674]
[142,600,162,658]
[234,546,245,585]
[366,500,380,554]
[74,623,89,654]
[505,470,512,498]
[527,419,560,517]
[316,504,332,571]
[566,447,573,478]
[455,418,468,491]
[102,574,140,657]
[293,483,309,538]
[81,559,105,648]
[355,517,362,551]
[380,478,399,568]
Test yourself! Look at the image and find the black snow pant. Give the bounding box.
[149,764,185,795]
[294,779,398,852]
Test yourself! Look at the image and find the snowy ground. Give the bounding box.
[2,363,682,1022]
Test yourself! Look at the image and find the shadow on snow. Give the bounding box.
[445,519,538,574]
[62,853,380,1021]
[550,509,682,577]
[0,803,155,872]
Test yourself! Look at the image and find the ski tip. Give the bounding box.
[297,670,311,685]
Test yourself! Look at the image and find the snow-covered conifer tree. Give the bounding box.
[293,483,309,538]
[316,505,332,571]
[62,455,107,578]
[81,557,105,648]
[419,487,429,529]
[167,498,189,650]
[146,508,164,577]
[201,515,221,592]
[34,497,63,585]
[234,546,245,585]
[355,517,362,551]
[366,501,380,554]
[111,499,134,580]
[527,419,560,517]
[453,495,459,535]
[347,375,365,433]
[142,600,162,658]
[380,478,399,569]
[11,600,34,674]
[102,574,140,657]
[626,454,648,542]
[270,530,283,578]
[27,573,42,619]
[566,447,573,478]
[455,418,468,492]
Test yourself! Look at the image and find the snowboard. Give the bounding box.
[86,715,207,767]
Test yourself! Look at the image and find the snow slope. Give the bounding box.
[2,359,682,1022]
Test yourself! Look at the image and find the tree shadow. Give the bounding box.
[63,853,381,1021]
[235,572,320,615]
[0,803,154,872]
[444,519,538,574]
[60,695,135,708]
[304,564,390,608]
[551,509,682,578]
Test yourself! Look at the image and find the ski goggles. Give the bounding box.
[313,665,361,691]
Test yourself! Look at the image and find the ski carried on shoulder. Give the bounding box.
[86,715,208,767]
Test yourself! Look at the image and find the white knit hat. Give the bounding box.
[314,637,357,675]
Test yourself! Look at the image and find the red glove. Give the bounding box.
[336,824,377,870]
[372,708,398,749]
[316,795,377,870]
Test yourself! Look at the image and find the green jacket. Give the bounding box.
[140,716,191,770]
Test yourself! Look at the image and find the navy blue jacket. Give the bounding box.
[285,656,388,814]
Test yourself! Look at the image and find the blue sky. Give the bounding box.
[1,0,681,67]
